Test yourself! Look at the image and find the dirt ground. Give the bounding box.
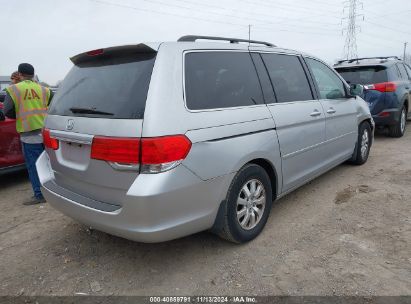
[0,129,410,297]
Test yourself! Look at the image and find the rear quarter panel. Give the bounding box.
[183,119,281,185]
[143,43,282,192]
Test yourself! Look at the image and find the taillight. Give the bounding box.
[43,128,59,150]
[366,82,397,92]
[86,49,104,56]
[91,137,140,164]
[378,111,391,117]
[90,135,191,173]
[141,135,192,173]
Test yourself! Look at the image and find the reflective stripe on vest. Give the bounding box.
[40,86,49,107]
[7,85,22,110]
[6,81,49,133]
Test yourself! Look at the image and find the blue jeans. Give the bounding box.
[22,143,44,199]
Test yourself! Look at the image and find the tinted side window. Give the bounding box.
[250,53,276,104]
[306,58,346,99]
[261,54,313,103]
[185,52,264,110]
[397,64,409,80]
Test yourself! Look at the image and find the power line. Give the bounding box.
[253,22,338,33]
[171,0,342,28]
[130,0,340,32]
[240,0,342,16]
[362,0,389,6]
[252,25,339,37]
[364,20,411,36]
[358,37,398,48]
[90,0,248,28]
[295,0,341,8]
[363,8,411,20]
[358,31,404,44]
[91,0,341,37]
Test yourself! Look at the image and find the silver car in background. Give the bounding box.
[37,36,374,243]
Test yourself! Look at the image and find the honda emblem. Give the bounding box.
[66,119,74,131]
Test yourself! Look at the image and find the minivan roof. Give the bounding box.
[72,36,307,64]
[164,41,299,53]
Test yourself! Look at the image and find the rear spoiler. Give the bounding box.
[70,43,159,65]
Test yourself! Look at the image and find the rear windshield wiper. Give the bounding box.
[69,107,114,116]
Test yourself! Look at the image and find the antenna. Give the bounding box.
[342,0,363,59]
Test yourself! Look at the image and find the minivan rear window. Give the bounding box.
[335,66,387,85]
[48,53,156,119]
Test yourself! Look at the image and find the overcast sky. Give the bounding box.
[2,0,410,85]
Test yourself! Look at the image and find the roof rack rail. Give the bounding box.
[335,56,401,65]
[177,35,276,47]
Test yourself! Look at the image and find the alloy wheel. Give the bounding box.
[236,179,266,230]
[360,129,369,160]
[400,109,406,134]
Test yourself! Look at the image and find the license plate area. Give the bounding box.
[55,139,92,171]
[60,141,91,163]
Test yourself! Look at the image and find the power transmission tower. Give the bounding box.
[342,0,363,59]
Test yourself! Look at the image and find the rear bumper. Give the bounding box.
[36,152,233,243]
[372,108,401,126]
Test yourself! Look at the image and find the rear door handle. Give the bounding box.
[327,108,336,114]
[310,110,322,117]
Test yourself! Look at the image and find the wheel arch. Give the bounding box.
[248,158,278,201]
[361,118,373,130]
[209,158,279,243]
[210,158,278,239]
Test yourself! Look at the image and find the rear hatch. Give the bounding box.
[336,65,388,114]
[45,44,158,206]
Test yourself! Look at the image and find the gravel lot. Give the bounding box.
[0,129,410,296]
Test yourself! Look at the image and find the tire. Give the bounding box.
[351,121,371,165]
[217,164,273,243]
[388,107,406,138]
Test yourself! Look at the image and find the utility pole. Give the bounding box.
[342,0,363,59]
[403,42,408,61]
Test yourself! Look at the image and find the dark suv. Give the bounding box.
[334,56,410,137]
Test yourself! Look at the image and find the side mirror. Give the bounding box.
[349,84,364,97]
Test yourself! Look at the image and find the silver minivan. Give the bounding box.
[37,36,374,243]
